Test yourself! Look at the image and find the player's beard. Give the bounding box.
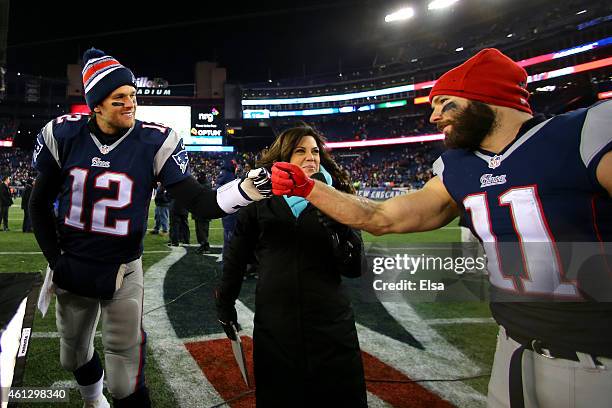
[439,101,497,151]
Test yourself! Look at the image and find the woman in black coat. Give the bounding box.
[215,124,367,407]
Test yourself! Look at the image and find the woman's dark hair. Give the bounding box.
[257,122,355,194]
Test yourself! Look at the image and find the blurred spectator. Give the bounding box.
[21,178,33,232]
[168,193,190,246]
[0,175,12,231]
[151,183,170,236]
[194,174,212,254]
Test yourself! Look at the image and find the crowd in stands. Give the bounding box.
[187,142,441,191]
[1,111,445,198]
[274,110,438,142]
[1,140,440,197]
[189,151,260,187]
[0,149,36,195]
[333,142,442,189]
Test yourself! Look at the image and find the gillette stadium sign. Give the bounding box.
[136,77,194,97]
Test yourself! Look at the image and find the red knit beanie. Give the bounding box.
[429,48,532,114]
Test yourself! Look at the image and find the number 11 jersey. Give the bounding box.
[433,100,612,356]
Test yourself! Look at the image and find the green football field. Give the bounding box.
[0,199,496,407]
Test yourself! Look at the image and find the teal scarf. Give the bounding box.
[283,165,332,218]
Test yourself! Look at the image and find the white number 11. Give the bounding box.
[463,185,578,297]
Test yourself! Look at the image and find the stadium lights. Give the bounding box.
[576,9,587,15]
[384,7,415,23]
[327,133,445,150]
[243,56,612,119]
[242,37,612,107]
[455,47,464,52]
[506,33,514,38]
[428,0,460,11]
[526,56,612,84]
[598,91,612,100]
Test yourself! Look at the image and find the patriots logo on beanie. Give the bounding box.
[82,48,137,110]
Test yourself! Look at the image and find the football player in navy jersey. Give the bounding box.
[271,48,612,408]
[29,48,271,408]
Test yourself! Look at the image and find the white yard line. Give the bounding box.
[182,291,485,407]
[143,247,224,408]
[140,244,486,407]
[0,250,173,255]
[50,380,77,389]
[360,301,487,407]
[32,331,102,339]
[425,317,495,325]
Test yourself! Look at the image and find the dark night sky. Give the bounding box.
[6,0,606,85]
[7,1,387,83]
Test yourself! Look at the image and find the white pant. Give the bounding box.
[55,257,146,399]
[488,326,612,408]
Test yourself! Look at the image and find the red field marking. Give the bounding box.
[186,338,454,407]
[185,337,255,408]
[363,350,454,407]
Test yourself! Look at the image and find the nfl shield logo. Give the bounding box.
[100,145,110,155]
[488,155,502,169]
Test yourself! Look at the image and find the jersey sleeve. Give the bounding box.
[579,100,612,190]
[32,120,61,173]
[153,129,191,186]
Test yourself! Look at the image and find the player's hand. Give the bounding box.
[237,167,272,202]
[217,167,271,213]
[214,289,240,341]
[271,162,315,197]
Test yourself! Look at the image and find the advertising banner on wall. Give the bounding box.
[190,105,225,145]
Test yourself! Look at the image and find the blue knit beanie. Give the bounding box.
[82,48,137,110]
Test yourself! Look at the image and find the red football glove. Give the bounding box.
[271,162,315,197]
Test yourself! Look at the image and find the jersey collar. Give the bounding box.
[473,114,550,168]
[88,117,135,155]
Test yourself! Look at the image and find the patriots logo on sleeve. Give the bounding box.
[172,149,189,174]
[32,137,44,164]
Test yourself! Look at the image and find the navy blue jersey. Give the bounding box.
[434,101,612,354]
[33,113,190,263]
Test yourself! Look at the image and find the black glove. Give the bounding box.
[214,289,241,340]
[317,211,361,265]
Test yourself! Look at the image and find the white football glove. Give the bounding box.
[243,167,273,199]
[216,167,272,214]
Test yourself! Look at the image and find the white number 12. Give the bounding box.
[64,168,134,236]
